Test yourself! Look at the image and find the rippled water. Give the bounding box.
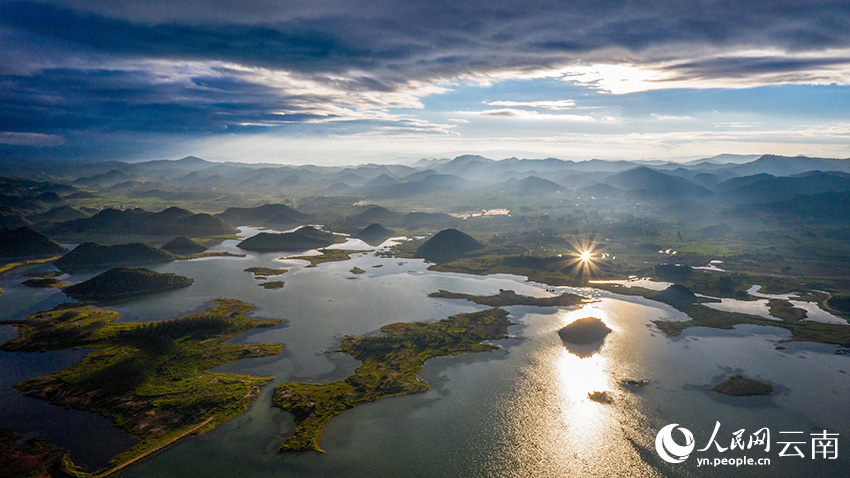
[1,228,848,476]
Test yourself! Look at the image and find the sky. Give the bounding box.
[1,0,850,165]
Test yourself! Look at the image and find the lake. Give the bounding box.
[1,227,848,476]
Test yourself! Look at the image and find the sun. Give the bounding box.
[580,250,592,262]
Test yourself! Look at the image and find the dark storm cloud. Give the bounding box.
[1,0,849,158]
[6,1,850,80]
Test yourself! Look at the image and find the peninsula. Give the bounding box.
[273,308,511,452]
[1,299,284,476]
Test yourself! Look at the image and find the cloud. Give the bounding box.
[650,113,693,121]
[461,109,612,122]
[485,100,575,110]
[2,0,850,159]
[0,132,65,146]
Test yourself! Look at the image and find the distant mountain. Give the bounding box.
[365,174,399,187]
[739,190,850,222]
[415,229,484,263]
[365,173,473,198]
[345,206,402,227]
[727,155,850,177]
[237,226,341,252]
[72,169,132,187]
[55,242,176,269]
[715,173,776,192]
[721,171,850,204]
[604,166,712,198]
[498,176,563,196]
[161,237,207,255]
[26,206,88,224]
[63,267,193,301]
[216,204,312,227]
[50,207,235,236]
[683,154,761,165]
[0,227,67,259]
[399,212,460,230]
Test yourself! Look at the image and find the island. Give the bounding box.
[414,228,484,263]
[429,288,584,307]
[286,249,363,267]
[711,375,773,396]
[160,236,207,255]
[355,223,394,245]
[272,308,511,452]
[259,281,285,289]
[236,226,344,252]
[22,276,66,288]
[244,266,288,278]
[558,317,612,344]
[55,242,176,269]
[62,267,194,302]
[1,299,284,476]
[350,266,365,274]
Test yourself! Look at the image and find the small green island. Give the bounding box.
[237,226,345,252]
[62,267,194,302]
[259,280,285,289]
[429,288,585,307]
[350,266,365,274]
[287,248,364,267]
[160,236,208,255]
[272,308,511,452]
[711,375,773,396]
[558,317,612,344]
[244,266,289,278]
[22,276,66,288]
[1,299,284,476]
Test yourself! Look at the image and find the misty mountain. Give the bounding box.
[215,204,312,228]
[725,155,850,177]
[603,166,713,198]
[497,176,564,196]
[737,190,850,223]
[49,207,235,236]
[721,171,850,204]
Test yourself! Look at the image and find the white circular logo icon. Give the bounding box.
[655,424,695,463]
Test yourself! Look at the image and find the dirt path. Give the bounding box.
[92,417,214,478]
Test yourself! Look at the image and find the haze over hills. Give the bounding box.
[1,153,849,242]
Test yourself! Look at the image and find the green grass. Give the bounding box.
[0,255,63,276]
[1,299,284,476]
[767,299,808,322]
[272,308,511,452]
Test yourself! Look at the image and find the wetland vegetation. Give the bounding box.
[1,299,284,476]
[272,308,511,452]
